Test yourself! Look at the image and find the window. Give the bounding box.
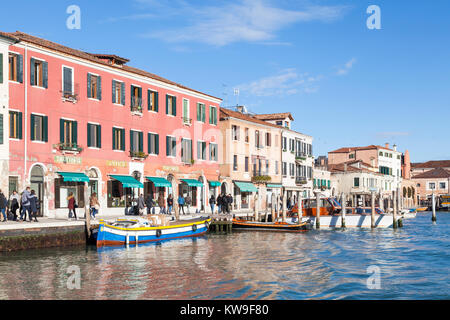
[197,141,207,160]
[130,130,143,153]
[112,80,125,105]
[245,157,249,172]
[245,128,249,143]
[9,53,23,83]
[232,125,240,141]
[166,95,177,116]
[87,73,102,100]
[285,121,289,128]
[266,160,269,175]
[31,114,48,142]
[87,123,101,148]
[131,85,143,111]
[60,119,77,146]
[166,136,176,157]
[440,182,446,189]
[290,139,295,152]
[197,103,205,122]
[354,177,360,187]
[209,106,217,125]
[276,121,283,126]
[148,133,159,155]
[282,137,287,150]
[255,130,261,148]
[349,153,355,159]
[379,152,383,156]
[112,128,125,151]
[275,161,279,175]
[389,153,393,158]
[429,182,436,190]
[210,143,218,162]
[9,111,22,139]
[266,132,271,147]
[233,155,238,171]
[30,58,48,88]
[148,90,159,112]
[182,99,190,124]
[290,163,295,177]
[282,162,287,176]
[62,66,73,96]
[181,139,193,163]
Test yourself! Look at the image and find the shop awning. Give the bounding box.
[109,175,143,188]
[208,181,221,187]
[145,177,172,188]
[267,184,282,188]
[57,172,89,183]
[234,181,258,192]
[181,179,204,187]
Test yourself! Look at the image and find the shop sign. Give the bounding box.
[54,155,82,165]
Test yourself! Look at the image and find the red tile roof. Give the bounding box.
[5,31,221,101]
[411,160,450,169]
[412,168,450,179]
[329,145,393,153]
[253,112,294,121]
[220,108,283,129]
[328,163,376,174]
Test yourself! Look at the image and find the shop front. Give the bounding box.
[234,181,258,210]
[107,175,143,214]
[54,172,90,215]
[179,179,204,212]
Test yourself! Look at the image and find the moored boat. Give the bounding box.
[96,215,211,247]
[232,218,310,231]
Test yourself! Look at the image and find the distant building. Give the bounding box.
[411,161,450,205]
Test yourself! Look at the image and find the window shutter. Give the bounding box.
[197,141,200,159]
[43,61,48,89]
[166,95,169,114]
[60,119,64,143]
[130,130,134,152]
[72,121,78,144]
[147,90,151,111]
[139,131,143,152]
[130,85,134,107]
[43,116,48,142]
[155,134,159,155]
[97,76,102,100]
[155,92,159,112]
[209,107,212,124]
[138,87,142,106]
[18,54,23,83]
[121,82,125,105]
[148,133,151,154]
[30,58,35,86]
[97,125,101,148]
[87,74,92,98]
[87,123,92,147]
[112,128,116,150]
[202,105,205,122]
[0,53,3,84]
[166,136,170,156]
[112,81,116,104]
[30,114,35,141]
[197,104,200,121]
[173,96,177,116]
[121,129,125,151]
[18,112,23,139]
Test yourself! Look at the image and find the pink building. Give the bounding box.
[2,31,222,218]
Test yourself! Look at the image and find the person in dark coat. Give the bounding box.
[9,191,20,221]
[217,194,223,213]
[29,190,39,222]
[209,195,216,214]
[226,194,233,213]
[167,194,174,214]
[0,190,8,222]
[145,194,154,215]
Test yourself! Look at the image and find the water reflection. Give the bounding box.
[0,213,449,300]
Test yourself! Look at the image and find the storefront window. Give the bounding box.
[241,192,250,209]
[54,178,84,209]
[107,180,132,208]
[178,184,197,206]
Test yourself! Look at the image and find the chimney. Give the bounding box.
[385,143,390,149]
[393,144,397,151]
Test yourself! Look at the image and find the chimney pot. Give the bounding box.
[385,143,390,149]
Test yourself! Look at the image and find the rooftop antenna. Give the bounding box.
[234,88,240,106]
[222,84,228,108]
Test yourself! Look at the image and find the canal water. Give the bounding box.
[0,212,448,300]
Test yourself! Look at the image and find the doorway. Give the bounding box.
[30,165,45,217]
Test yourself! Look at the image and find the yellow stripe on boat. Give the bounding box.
[100,218,211,231]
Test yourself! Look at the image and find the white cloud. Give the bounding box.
[139,0,349,46]
[336,58,357,76]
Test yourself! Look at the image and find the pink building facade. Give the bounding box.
[2,31,222,218]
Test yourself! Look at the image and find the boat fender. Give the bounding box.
[204,221,210,230]
[156,229,162,238]
[192,224,198,232]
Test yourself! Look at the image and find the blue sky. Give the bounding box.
[1,0,449,162]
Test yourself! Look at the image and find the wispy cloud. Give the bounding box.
[236,68,323,97]
[336,58,357,76]
[136,0,349,46]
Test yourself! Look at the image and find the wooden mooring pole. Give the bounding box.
[341,193,346,229]
[393,190,398,229]
[432,193,437,222]
[315,191,320,229]
[371,191,376,229]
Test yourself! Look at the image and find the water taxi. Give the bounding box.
[95,215,211,247]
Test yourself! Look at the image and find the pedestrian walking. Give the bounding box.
[167,194,174,214]
[145,194,154,215]
[138,193,146,216]
[226,194,233,214]
[158,193,166,214]
[67,192,77,220]
[20,187,32,222]
[185,195,192,215]
[217,194,222,214]
[89,193,100,219]
[29,190,39,222]
[209,195,216,214]
[0,190,8,222]
[9,191,20,221]
[178,194,185,215]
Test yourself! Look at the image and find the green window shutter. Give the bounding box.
[72,121,78,144]
[138,87,142,106]
[148,133,151,154]
[166,136,170,156]
[166,95,169,114]
[121,129,125,151]
[0,114,3,144]
[139,131,143,152]
[87,123,92,147]
[18,54,23,83]
[130,130,134,151]
[112,128,116,150]
[60,119,64,143]
[0,53,3,84]
[30,58,35,86]
[155,134,159,155]
[209,107,212,124]
[173,97,177,116]
[112,81,116,104]
[97,125,101,148]
[130,85,134,107]
[97,76,102,100]
[43,61,48,89]
[121,83,125,105]
[18,112,23,139]
[155,92,159,112]
[43,116,48,142]
[147,90,151,111]
[87,73,92,98]
[30,114,35,141]
[202,105,205,122]
[197,141,200,159]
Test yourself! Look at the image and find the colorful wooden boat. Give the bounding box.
[96,216,211,247]
[232,218,310,231]
[416,207,428,212]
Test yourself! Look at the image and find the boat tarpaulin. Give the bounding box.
[57,172,90,183]
[146,177,172,188]
[234,181,258,192]
[109,175,143,188]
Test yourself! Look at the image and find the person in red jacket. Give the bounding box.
[67,192,77,220]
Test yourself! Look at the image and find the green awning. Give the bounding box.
[109,175,143,188]
[57,172,89,183]
[181,179,204,187]
[146,177,172,188]
[209,181,221,187]
[234,181,258,192]
[267,184,282,188]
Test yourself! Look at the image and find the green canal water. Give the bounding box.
[0,212,449,300]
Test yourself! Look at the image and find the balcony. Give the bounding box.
[55,143,83,154]
[131,98,143,115]
[129,150,148,160]
[182,117,192,126]
[295,177,308,185]
[61,91,78,104]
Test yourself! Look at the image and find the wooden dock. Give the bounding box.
[209,214,233,233]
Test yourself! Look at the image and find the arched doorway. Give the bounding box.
[87,168,99,198]
[221,182,227,195]
[30,165,44,217]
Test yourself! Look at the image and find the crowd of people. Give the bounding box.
[0,187,40,223]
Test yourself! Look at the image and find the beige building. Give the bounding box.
[219,107,282,212]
